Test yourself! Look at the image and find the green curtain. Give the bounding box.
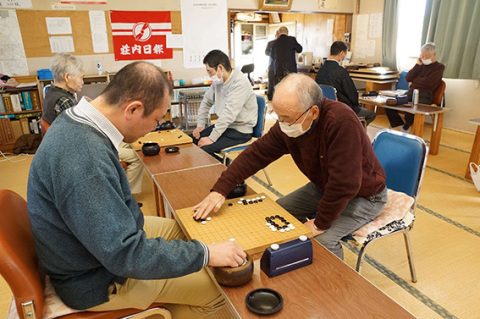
[382,0,399,68]
[422,0,480,79]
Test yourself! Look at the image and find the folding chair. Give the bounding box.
[346,129,428,282]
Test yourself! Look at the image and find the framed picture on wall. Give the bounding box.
[259,0,293,11]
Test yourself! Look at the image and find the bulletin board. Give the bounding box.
[16,10,183,58]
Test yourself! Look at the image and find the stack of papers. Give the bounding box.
[379,90,407,97]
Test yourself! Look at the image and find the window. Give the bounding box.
[396,0,427,71]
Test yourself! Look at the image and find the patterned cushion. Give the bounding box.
[352,212,415,245]
[352,189,415,238]
[8,276,80,319]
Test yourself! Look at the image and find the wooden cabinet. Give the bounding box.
[0,75,43,153]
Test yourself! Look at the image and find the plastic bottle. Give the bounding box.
[413,89,419,105]
[96,62,102,75]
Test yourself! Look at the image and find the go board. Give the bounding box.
[133,129,193,151]
[175,193,312,255]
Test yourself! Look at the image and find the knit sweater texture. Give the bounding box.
[27,106,207,310]
[212,98,386,230]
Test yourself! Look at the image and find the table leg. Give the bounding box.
[153,180,166,217]
[465,126,480,180]
[412,113,425,137]
[429,113,444,155]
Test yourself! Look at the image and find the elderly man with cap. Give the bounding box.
[193,73,388,259]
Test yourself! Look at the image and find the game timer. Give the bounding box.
[260,235,313,278]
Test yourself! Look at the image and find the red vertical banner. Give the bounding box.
[110,11,173,61]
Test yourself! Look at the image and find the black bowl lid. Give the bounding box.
[245,288,283,315]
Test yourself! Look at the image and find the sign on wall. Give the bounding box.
[110,11,173,61]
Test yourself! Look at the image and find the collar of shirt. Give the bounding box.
[52,85,75,97]
[73,97,124,151]
[326,59,341,65]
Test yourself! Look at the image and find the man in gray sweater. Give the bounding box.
[193,50,258,159]
[27,62,246,318]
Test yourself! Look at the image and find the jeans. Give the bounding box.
[276,182,388,259]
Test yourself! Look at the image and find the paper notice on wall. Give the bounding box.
[326,19,334,48]
[89,11,109,53]
[166,34,183,49]
[181,0,228,68]
[46,17,72,34]
[49,36,75,53]
[369,13,382,38]
[366,40,376,57]
[0,9,29,75]
[354,14,369,59]
[0,0,32,8]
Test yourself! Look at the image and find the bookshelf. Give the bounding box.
[0,75,43,153]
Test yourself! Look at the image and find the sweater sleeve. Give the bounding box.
[212,124,288,196]
[197,85,215,128]
[314,117,365,230]
[60,171,207,280]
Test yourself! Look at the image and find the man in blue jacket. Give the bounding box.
[27,61,246,318]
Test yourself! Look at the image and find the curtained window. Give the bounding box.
[422,0,480,79]
[383,0,479,79]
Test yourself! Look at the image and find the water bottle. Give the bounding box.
[96,62,102,75]
[413,89,419,105]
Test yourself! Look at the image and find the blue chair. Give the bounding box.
[396,71,409,90]
[218,96,272,186]
[318,84,337,100]
[348,129,428,282]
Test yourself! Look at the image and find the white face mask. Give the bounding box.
[421,59,432,65]
[211,70,223,85]
[279,108,312,138]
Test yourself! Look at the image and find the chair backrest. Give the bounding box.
[396,71,409,90]
[40,118,50,135]
[318,84,337,101]
[42,84,51,100]
[241,64,255,86]
[253,96,266,138]
[432,80,446,107]
[372,129,428,199]
[0,190,45,318]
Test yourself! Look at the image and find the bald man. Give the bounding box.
[193,73,387,260]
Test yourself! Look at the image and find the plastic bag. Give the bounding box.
[470,162,480,192]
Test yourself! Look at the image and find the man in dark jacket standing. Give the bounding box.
[270,26,302,90]
[265,29,280,100]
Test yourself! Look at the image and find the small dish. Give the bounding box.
[165,146,179,153]
[245,288,283,315]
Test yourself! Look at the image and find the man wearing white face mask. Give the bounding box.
[192,50,257,160]
[385,42,445,132]
[193,74,388,260]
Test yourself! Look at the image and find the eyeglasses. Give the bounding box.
[279,106,312,126]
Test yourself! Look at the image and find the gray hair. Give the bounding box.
[50,53,85,83]
[278,26,288,35]
[276,73,323,112]
[421,43,436,54]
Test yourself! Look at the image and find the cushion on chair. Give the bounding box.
[351,189,414,243]
[8,276,80,319]
[352,212,415,245]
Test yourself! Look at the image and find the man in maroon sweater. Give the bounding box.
[385,43,445,131]
[193,73,387,259]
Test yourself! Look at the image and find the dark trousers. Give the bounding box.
[192,125,252,161]
[385,90,433,130]
[267,66,275,101]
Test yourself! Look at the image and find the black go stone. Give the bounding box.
[228,203,233,206]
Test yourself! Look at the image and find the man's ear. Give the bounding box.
[63,72,71,83]
[311,105,320,119]
[123,100,144,119]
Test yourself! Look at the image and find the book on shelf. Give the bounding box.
[16,112,41,119]
[19,118,30,135]
[30,91,41,110]
[0,94,5,113]
[1,118,16,143]
[0,119,6,144]
[2,93,13,113]
[21,91,33,110]
[31,118,40,134]
[11,93,22,112]
[10,120,23,140]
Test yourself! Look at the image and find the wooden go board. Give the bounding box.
[133,129,193,151]
[175,193,312,255]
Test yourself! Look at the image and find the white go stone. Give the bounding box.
[279,228,285,233]
[201,221,207,225]
[230,238,235,242]
[271,228,277,232]
[266,222,271,226]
